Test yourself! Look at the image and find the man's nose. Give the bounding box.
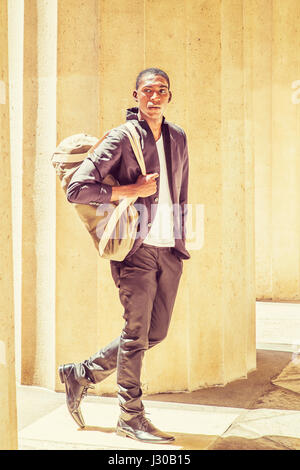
[151,91,160,101]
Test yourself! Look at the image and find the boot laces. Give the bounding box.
[139,412,152,431]
[81,384,95,400]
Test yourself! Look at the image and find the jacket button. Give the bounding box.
[148,222,152,228]
[154,197,158,203]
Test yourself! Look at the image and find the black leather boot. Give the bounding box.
[59,363,94,428]
[116,412,175,443]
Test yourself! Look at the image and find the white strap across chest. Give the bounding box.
[98,122,146,255]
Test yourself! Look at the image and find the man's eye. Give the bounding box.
[160,89,167,94]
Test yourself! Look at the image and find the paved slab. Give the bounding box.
[256,301,300,351]
[19,397,241,450]
[209,435,300,450]
[272,357,300,394]
[17,302,300,450]
[222,407,300,440]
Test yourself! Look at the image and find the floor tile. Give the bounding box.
[256,302,300,351]
[223,408,300,440]
[19,398,241,450]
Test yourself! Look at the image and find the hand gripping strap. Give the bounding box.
[98,123,146,256]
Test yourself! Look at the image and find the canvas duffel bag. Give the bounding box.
[51,122,146,261]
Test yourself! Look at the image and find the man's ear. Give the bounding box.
[168,91,172,103]
[133,90,138,101]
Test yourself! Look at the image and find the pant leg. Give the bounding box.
[148,247,183,346]
[82,336,119,383]
[81,246,158,390]
[80,247,182,412]
[116,245,159,417]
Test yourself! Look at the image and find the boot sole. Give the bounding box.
[116,427,174,443]
[116,428,133,439]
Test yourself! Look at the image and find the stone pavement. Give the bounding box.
[17,302,300,450]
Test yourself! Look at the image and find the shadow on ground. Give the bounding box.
[18,350,300,450]
[146,350,300,450]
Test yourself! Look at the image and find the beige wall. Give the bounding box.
[4,0,300,448]
[54,0,256,394]
[14,0,299,393]
[21,0,57,388]
[254,0,300,300]
[55,0,103,386]
[0,0,18,450]
[8,0,24,384]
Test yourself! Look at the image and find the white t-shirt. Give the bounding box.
[143,134,175,247]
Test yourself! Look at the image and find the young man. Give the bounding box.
[59,68,190,443]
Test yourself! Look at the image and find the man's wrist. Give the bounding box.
[110,184,138,201]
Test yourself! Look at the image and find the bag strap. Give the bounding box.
[98,123,146,256]
[122,122,146,176]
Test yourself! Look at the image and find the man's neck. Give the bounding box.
[138,110,162,141]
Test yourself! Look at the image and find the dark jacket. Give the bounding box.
[67,107,190,260]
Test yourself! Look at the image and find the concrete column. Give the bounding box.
[271,0,300,299]
[55,0,103,391]
[20,0,256,395]
[254,0,300,300]
[87,0,145,394]
[8,0,24,384]
[180,0,255,389]
[16,0,300,393]
[243,0,256,370]
[0,0,18,450]
[253,0,273,299]
[22,0,57,388]
[96,0,256,393]
[141,0,189,392]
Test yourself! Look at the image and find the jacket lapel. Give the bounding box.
[162,123,175,203]
[127,110,175,203]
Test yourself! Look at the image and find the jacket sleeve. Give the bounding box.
[179,132,189,242]
[66,128,124,205]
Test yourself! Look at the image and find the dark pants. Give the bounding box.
[80,244,183,418]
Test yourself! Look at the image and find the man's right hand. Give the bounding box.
[110,173,159,202]
[134,173,159,198]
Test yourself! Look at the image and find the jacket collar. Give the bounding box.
[126,107,166,126]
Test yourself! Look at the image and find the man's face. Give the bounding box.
[133,74,171,121]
